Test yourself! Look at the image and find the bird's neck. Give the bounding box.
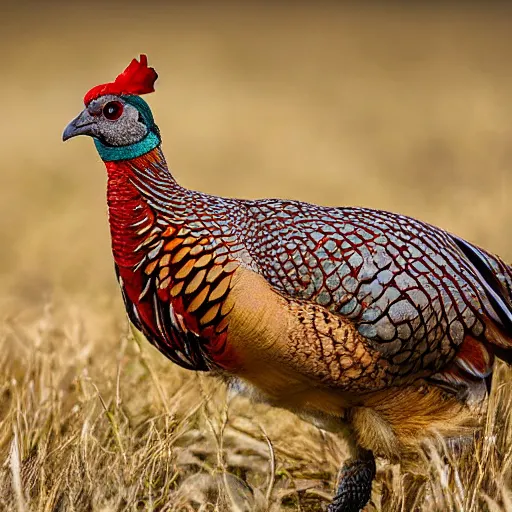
[104,146,182,268]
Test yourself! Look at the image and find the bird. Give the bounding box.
[63,55,512,511]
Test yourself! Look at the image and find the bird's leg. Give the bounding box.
[328,447,376,512]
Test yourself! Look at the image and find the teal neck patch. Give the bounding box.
[95,95,160,162]
[95,131,160,162]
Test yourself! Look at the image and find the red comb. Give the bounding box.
[84,55,158,105]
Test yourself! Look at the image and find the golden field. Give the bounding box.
[0,3,511,510]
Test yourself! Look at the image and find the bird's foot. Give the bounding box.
[327,450,376,512]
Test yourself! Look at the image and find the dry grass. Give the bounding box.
[1,2,511,510]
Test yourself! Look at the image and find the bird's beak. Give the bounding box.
[62,109,98,141]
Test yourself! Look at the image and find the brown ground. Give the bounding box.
[0,2,511,510]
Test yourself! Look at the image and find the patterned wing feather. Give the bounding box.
[243,200,512,376]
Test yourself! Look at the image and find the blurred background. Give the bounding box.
[1,3,512,510]
[1,1,511,304]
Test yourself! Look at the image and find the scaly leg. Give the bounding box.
[328,448,376,512]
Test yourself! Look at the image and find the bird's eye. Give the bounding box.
[103,101,123,121]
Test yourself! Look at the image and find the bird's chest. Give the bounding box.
[105,162,245,370]
[114,218,243,371]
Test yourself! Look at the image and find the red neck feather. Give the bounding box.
[105,148,168,269]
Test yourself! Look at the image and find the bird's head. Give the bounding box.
[63,55,160,161]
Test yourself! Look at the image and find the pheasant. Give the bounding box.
[63,55,512,511]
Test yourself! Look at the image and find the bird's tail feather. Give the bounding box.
[451,235,512,363]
